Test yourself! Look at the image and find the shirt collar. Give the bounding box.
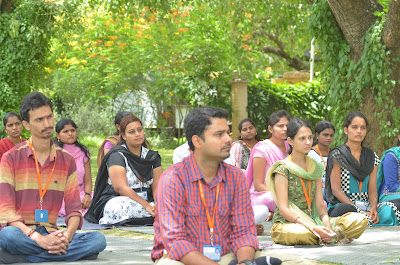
[26,139,57,162]
[188,153,227,185]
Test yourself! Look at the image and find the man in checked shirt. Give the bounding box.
[152,107,278,265]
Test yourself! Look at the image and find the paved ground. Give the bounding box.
[10,222,400,265]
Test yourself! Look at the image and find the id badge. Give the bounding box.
[137,191,148,201]
[355,200,369,211]
[35,209,48,222]
[203,245,221,261]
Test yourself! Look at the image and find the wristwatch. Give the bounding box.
[238,259,253,265]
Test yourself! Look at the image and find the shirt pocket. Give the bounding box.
[186,203,201,239]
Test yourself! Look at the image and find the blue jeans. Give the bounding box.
[0,226,106,263]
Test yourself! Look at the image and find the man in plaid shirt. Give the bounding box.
[152,107,270,265]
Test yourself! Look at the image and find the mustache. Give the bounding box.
[41,127,53,133]
[222,144,231,150]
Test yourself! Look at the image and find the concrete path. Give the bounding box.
[9,222,400,265]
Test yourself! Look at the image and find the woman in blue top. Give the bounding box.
[376,131,400,225]
[325,111,400,225]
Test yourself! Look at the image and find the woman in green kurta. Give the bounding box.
[266,118,368,245]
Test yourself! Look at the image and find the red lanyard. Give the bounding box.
[345,142,363,192]
[289,155,312,217]
[315,144,329,169]
[28,139,57,208]
[198,180,220,246]
[270,138,286,154]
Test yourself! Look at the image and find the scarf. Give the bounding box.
[85,145,159,223]
[325,144,375,205]
[266,156,328,227]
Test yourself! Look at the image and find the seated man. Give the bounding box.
[152,107,280,265]
[0,92,106,263]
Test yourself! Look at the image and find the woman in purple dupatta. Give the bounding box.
[245,110,290,215]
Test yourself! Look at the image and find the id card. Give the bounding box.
[35,209,49,222]
[355,200,369,211]
[137,191,148,201]
[203,245,221,261]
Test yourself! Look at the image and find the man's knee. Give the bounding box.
[0,227,23,242]
[76,232,107,253]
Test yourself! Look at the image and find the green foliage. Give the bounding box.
[58,99,115,138]
[309,1,398,146]
[247,76,328,138]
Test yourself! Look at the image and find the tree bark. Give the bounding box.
[325,0,400,154]
[0,0,14,13]
[382,0,400,56]
[326,0,382,61]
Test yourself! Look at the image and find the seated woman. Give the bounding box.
[376,131,400,225]
[308,121,335,200]
[0,112,25,158]
[245,110,291,216]
[325,111,400,225]
[230,118,267,234]
[85,114,162,225]
[97,111,132,169]
[266,118,367,245]
[230,118,260,170]
[54,118,92,216]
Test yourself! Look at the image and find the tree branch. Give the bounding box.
[262,45,307,71]
[327,0,382,61]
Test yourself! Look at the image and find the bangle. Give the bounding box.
[320,214,328,219]
[294,216,300,223]
[26,229,37,238]
[84,192,91,196]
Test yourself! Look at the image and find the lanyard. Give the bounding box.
[198,180,220,246]
[289,155,312,218]
[28,139,57,209]
[315,144,329,169]
[270,138,286,154]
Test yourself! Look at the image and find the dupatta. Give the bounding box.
[265,156,330,227]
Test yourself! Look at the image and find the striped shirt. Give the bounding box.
[0,140,83,232]
[151,154,258,261]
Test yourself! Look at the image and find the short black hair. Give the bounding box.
[20,92,53,122]
[3,111,22,127]
[184,107,229,151]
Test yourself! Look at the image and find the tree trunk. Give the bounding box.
[327,0,382,61]
[327,0,400,154]
[0,0,14,13]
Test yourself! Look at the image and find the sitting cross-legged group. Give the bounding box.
[1,92,400,265]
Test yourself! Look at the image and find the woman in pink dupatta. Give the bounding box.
[55,118,92,216]
[0,112,25,159]
[245,110,290,215]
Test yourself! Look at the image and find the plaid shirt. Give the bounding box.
[151,154,258,261]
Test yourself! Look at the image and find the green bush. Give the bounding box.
[247,78,330,137]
